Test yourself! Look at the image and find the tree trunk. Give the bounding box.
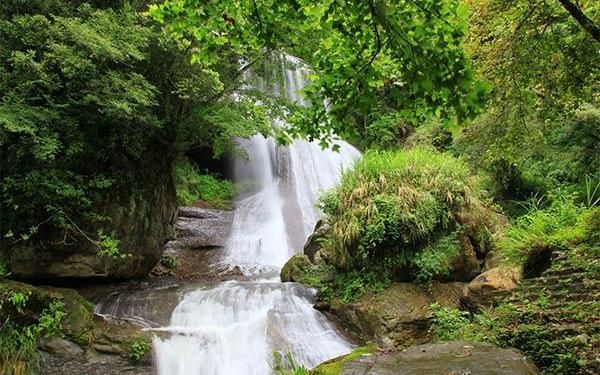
[557,0,600,42]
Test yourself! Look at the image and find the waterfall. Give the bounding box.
[98,55,360,374]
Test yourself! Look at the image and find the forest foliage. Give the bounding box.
[0,0,598,374]
[148,0,488,144]
[0,0,267,245]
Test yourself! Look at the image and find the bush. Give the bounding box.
[0,293,65,375]
[272,352,309,375]
[173,158,235,208]
[405,119,454,152]
[319,147,494,281]
[358,111,413,150]
[129,339,150,363]
[429,303,471,341]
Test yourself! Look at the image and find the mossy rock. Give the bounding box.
[92,320,154,364]
[337,282,466,349]
[304,219,331,263]
[281,254,317,283]
[0,281,95,343]
[312,344,374,375]
[313,341,540,375]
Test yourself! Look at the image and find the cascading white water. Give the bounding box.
[152,55,360,374]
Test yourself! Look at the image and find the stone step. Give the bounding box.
[546,322,600,336]
[517,279,599,294]
[519,272,597,286]
[505,291,600,304]
[542,266,588,277]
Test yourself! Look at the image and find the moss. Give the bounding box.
[312,344,374,375]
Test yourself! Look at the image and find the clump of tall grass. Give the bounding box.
[319,147,495,281]
[499,195,599,275]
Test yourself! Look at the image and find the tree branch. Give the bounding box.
[557,0,600,42]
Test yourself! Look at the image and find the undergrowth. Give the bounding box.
[0,292,65,375]
[173,158,235,208]
[428,201,599,375]
[499,196,598,274]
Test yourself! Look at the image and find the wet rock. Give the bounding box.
[303,219,330,263]
[337,282,466,349]
[443,236,482,282]
[154,206,233,282]
[315,340,540,375]
[0,280,153,374]
[462,267,522,311]
[40,351,152,375]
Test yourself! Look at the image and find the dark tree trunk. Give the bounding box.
[557,0,600,42]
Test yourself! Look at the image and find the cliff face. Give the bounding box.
[7,154,178,280]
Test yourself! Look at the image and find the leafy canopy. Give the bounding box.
[148,0,488,145]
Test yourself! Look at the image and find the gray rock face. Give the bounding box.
[165,207,233,250]
[327,341,540,375]
[156,206,234,281]
[41,350,152,375]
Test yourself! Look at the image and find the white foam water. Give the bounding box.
[152,55,360,374]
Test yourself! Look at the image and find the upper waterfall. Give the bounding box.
[221,55,360,273]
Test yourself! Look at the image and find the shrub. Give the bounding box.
[359,111,413,150]
[429,303,471,341]
[318,147,494,281]
[129,339,151,363]
[173,158,235,208]
[405,119,454,152]
[272,352,309,375]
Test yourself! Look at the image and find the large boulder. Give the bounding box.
[337,282,466,349]
[461,267,522,311]
[153,206,234,281]
[6,164,177,280]
[0,281,153,374]
[314,340,540,375]
[168,207,233,249]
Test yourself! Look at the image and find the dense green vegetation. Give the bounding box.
[149,0,488,145]
[173,158,235,207]
[0,0,266,248]
[319,147,494,280]
[0,284,66,375]
[429,204,599,374]
[1,0,598,374]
